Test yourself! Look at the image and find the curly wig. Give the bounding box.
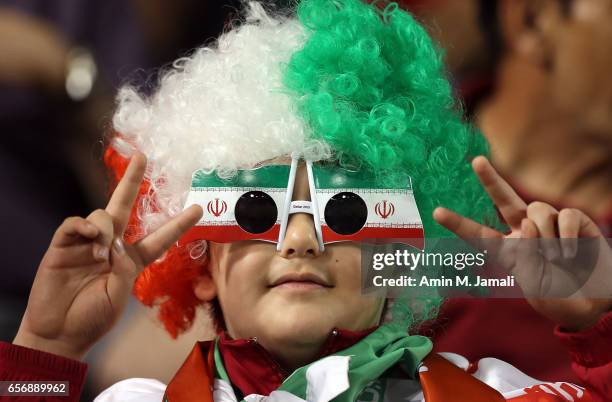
[106,0,498,337]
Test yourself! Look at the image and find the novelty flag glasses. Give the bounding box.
[179,156,424,251]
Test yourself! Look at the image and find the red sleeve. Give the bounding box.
[0,342,87,402]
[554,312,612,402]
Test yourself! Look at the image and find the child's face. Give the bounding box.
[200,162,384,367]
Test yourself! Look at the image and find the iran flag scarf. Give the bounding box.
[164,324,431,402]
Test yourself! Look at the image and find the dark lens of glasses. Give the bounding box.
[235,191,278,234]
[324,192,367,235]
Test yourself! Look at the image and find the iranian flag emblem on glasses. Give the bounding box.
[179,157,424,250]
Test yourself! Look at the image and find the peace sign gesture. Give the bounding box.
[433,156,612,331]
[13,154,203,360]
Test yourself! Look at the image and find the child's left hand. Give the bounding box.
[433,156,612,331]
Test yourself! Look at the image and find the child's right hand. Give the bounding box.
[12,153,203,360]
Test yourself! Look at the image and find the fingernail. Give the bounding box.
[113,238,126,255]
[96,246,109,261]
[563,241,578,259]
[570,243,578,259]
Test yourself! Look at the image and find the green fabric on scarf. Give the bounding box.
[214,324,432,402]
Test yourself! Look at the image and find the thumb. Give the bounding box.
[106,238,142,311]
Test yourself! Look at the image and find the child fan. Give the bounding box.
[2,1,610,401]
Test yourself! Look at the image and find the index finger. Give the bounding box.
[434,207,505,240]
[134,205,203,266]
[472,156,527,229]
[105,152,147,235]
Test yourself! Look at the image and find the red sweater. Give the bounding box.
[0,343,86,402]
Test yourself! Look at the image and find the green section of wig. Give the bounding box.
[283,0,500,329]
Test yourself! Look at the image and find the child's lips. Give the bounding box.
[269,272,333,290]
[272,281,328,291]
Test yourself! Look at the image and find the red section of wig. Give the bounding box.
[104,140,207,338]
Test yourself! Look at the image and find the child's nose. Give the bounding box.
[278,213,320,258]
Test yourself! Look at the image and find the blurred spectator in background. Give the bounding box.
[404,0,612,383]
[477,0,612,228]
[0,0,148,343]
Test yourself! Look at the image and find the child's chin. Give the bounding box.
[264,307,337,341]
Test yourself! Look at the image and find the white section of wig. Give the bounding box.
[112,2,331,236]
